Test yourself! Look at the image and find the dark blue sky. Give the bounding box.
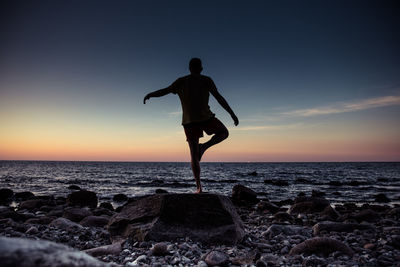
[1,0,399,161]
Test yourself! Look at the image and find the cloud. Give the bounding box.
[283,95,400,117]
[230,123,302,131]
[168,111,182,116]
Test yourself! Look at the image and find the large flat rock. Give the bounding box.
[0,236,112,267]
[108,193,245,245]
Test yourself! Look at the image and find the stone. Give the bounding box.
[263,179,289,186]
[63,207,92,222]
[14,191,35,201]
[100,202,114,210]
[289,196,330,214]
[155,189,168,194]
[205,250,229,266]
[302,256,327,266]
[151,242,169,256]
[25,226,39,235]
[0,188,13,204]
[25,216,56,225]
[259,254,280,265]
[374,193,390,203]
[108,193,245,245]
[256,201,280,213]
[92,207,114,217]
[289,237,354,257]
[256,260,268,267]
[230,251,256,265]
[80,215,109,227]
[84,240,124,257]
[68,185,81,190]
[0,206,26,222]
[312,221,375,235]
[262,224,312,239]
[49,217,83,231]
[363,243,375,250]
[320,205,340,220]
[311,190,326,197]
[19,199,45,210]
[0,236,111,267]
[388,207,400,217]
[273,212,294,222]
[351,209,379,222]
[232,184,259,204]
[67,190,98,208]
[113,193,128,202]
[196,260,208,267]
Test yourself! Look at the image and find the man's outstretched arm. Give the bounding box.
[143,87,173,104]
[210,90,239,126]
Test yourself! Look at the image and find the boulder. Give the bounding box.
[108,193,245,245]
[80,216,109,227]
[289,237,354,257]
[289,196,330,214]
[374,193,390,203]
[14,191,35,201]
[113,193,128,202]
[232,184,259,204]
[0,236,111,267]
[67,190,98,208]
[63,207,92,222]
[0,188,13,204]
[312,221,375,235]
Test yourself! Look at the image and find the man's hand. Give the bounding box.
[232,114,239,126]
[143,94,150,104]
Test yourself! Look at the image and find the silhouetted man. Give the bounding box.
[144,58,239,193]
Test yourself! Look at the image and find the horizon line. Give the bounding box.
[0,159,399,163]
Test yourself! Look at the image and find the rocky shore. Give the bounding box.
[0,185,399,266]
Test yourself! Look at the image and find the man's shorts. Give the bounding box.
[183,117,227,141]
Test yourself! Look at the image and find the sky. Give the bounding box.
[1,0,399,162]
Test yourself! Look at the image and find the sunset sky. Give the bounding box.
[1,1,399,162]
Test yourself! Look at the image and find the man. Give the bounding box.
[143,58,239,193]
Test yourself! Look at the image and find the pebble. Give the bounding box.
[151,242,169,256]
[196,260,208,267]
[205,250,229,266]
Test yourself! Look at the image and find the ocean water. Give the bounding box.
[0,161,399,205]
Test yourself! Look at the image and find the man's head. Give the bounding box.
[189,58,203,74]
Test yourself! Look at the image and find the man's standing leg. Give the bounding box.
[188,139,202,193]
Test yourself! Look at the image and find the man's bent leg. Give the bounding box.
[188,139,202,193]
[199,127,229,161]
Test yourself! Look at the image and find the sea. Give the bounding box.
[0,161,399,205]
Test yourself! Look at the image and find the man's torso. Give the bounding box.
[171,74,216,125]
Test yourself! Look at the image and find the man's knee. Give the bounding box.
[220,128,229,140]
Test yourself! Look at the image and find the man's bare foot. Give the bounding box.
[198,143,206,161]
[195,188,203,194]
